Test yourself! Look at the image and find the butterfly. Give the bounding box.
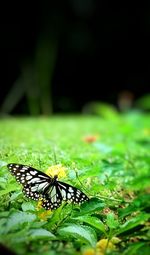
[7,163,89,210]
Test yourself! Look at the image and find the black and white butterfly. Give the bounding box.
[7,163,89,210]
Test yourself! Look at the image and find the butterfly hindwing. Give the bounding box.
[57,181,89,204]
[42,185,63,210]
[42,182,89,210]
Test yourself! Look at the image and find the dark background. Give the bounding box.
[1,1,150,115]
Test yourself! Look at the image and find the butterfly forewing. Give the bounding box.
[7,163,52,200]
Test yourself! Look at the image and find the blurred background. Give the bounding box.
[1,1,150,115]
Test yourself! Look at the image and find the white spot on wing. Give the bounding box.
[67,193,71,199]
[30,170,37,175]
[68,187,74,193]
[22,167,29,170]
[26,175,33,180]
[20,169,26,172]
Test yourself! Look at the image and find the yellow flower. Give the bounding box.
[36,198,43,211]
[45,164,67,179]
[96,239,115,252]
[82,248,96,255]
[36,198,52,220]
[36,198,46,212]
[38,210,52,221]
[83,238,119,255]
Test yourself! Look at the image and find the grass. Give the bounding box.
[0,108,150,255]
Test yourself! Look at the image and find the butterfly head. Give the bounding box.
[53,175,58,181]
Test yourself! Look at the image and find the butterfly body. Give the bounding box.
[7,163,89,210]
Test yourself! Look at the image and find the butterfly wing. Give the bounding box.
[7,163,89,210]
[41,181,89,210]
[41,184,63,210]
[7,163,52,201]
[57,181,89,204]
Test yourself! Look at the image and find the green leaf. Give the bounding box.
[28,229,56,240]
[123,242,149,255]
[0,211,9,217]
[119,194,150,218]
[106,213,119,229]
[0,177,7,189]
[9,191,22,201]
[129,174,150,191]
[58,224,97,247]
[4,211,36,233]
[0,184,19,196]
[0,161,7,168]
[117,213,150,235]
[0,218,7,234]
[79,198,105,215]
[101,159,124,176]
[21,202,35,211]
[31,221,47,228]
[73,215,106,234]
[0,228,28,244]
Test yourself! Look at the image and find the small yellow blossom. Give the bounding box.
[36,198,44,211]
[45,164,67,179]
[82,248,96,255]
[36,199,52,220]
[36,198,45,211]
[38,210,52,221]
[83,238,118,255]
[96,239,116,251]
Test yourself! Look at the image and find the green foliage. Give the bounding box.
[0,110,150,254]
[72,215,106,234]
[135,94,150,110]
[117,213,150,235]
[58,224,97,247]
[106,213,119,230]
